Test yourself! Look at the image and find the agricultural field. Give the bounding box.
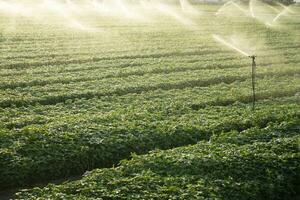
[0,0,299,199]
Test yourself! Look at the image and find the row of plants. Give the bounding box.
[1,66,299,108]
[0,78,298,134]
[1,35,296,71]
[1,35,296,73]
[1,33,298,75]
[0,52,234,77]
[14,123,300,199]
[0,72,298,129]
[1,51,298,90]
[1,8,298,73]
[0,56,251,89]
[0,101,299,190]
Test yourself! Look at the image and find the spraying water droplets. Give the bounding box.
[212,34,250,57]
[216,0,294,27]
[0,0,295,32]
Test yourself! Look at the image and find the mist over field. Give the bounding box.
[0,0,299,199]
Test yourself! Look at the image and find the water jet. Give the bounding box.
[213,34,258,111]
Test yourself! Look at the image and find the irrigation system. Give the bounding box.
[249,55,257,111]
[3,0,292,111]
[213,34,257,111]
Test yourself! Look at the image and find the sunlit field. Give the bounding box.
[0,0,299,199]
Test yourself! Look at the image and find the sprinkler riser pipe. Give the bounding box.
[249,55,256,111]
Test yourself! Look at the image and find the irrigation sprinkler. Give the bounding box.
[249,55,256,111]
[213,34,258,111]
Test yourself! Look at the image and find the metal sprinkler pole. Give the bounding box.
[249,55,256,111]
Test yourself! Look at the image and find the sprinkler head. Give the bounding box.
[249,55,256,61]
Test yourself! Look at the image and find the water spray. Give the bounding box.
[249,0,255,18]
[212,34,249,56]
[215,1,233,15]
[270,3,294,23]
[213,34,257,111]
[155,3,195,26]
[272,7,287,23]
[179,0,199,15]
[216,1,248,16]
[231,2,248,15]
[276,2,295,14]
[266,4,280,13]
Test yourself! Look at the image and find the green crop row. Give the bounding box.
[0,100,299,190]
[1,54,298,90]
[1,74,299,131]
[0,72,298,131]
[0,66,299,108]
[14,125,300,199]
